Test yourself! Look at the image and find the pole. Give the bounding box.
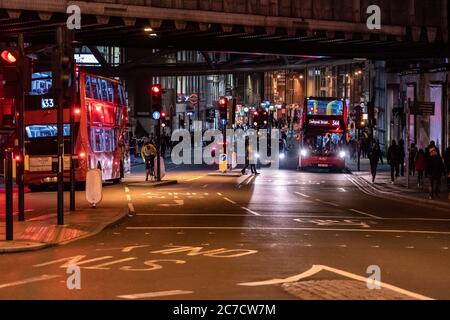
[357,128,361,171]
[405,100,410,189]
[56,26,65,225]
[5,149,14,240]
[156,118,161,181]
[69,33,76,211]
[17,34,25,221]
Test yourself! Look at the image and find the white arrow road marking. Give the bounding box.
[349,209,381,219]
[118,290,193,300]
[223,197,237,204]
[0,275,61,289]
[295,192,310,198]
[185,176,204,182]
[294,218,371,228]
[237,265,433,300]
[241,207,260,216]
[159,200,184,207]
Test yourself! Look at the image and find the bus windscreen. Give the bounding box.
[307,99,344,116]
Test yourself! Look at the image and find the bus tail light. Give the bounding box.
[79,152,86,159]
[74,108,81,115]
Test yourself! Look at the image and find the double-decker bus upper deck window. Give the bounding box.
[118,84,126,105]
[90,76,99,100]
[106,80,114,103]
[85,75,93,99]
[307,99,343,116]
[100,79,108,102]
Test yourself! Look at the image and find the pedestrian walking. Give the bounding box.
[241,137,259,175]
[444,147,450,196]
[368,141,383,183]
[415,149,426,187]
[409,142,418,176]
[387,140,401,184]
[398,139,406,176]
[425,145,445,200]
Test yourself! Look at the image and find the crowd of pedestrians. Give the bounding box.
[385,139,449,200]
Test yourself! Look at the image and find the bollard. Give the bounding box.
[5,149,14,241]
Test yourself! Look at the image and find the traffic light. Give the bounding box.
[1,49,19,64]
[253,111,259,126]
[151,84,162,118]
[219,96,228,124]
[354,105,364,129]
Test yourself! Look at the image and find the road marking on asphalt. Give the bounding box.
[441,247,449,250]
[201,184,208,188]
[237,265,433,300]
[217,192,222,196]
[128,203,135,214]
[223,197,237,205]
[349,209,381,219]
[126,194,131,201]
[185,176,204,182]
[159,200,184,207]
[96,245,150,253]
[315,199,340,207]
[294,218,371,228]
[339,188,346,192]
[124,187,130,193]
[118,290,193,300]
[241,207,261,216]
[295,192,310,198]
[0,275,61,290]
[125,226,450,235]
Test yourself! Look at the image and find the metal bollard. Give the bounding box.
[5,149,14,241]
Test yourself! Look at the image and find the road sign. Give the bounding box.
[189,93,199,105]
[410,101,435,116]
[219,154,227,173]
[152,111,160,120]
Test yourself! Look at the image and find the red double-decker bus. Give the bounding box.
[299,97,348,171]
[23,70,130,189]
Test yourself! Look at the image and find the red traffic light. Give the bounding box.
[219,97,228,107]
[161,112,166,117]
[253,111,258,116]
[1,50,17,64]
[151,84,161,95]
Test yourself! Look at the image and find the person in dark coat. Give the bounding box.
[415,149,426,187]
[408,143,418,176]
[444,147,450,193]
[425,145,445,199]
[368,141,383,183]
[387,140,400,183]
[398,139,406,176]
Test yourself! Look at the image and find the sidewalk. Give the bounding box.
[0,205,128,253]
[347,157,450,208]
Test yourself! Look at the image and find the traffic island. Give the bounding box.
[126,180,178,188]
[0,206,129,253]
[208,170,242,177]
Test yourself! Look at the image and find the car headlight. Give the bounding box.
[300,149,308,157]
[279,153,285,160]
[255,153,260,159]
[339,151,346,158]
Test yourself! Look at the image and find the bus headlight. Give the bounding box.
[339,151,346,159]
[300,149,308,157]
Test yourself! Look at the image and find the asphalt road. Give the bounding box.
[1,162,450,300]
